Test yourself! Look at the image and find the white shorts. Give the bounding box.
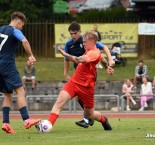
[23,76,35,80]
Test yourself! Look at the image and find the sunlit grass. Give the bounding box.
[0,118,155,145]
[16,57,155,81]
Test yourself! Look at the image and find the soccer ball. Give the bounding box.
[35,120,52,133]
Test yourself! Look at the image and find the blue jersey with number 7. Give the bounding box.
[0,25,25,63]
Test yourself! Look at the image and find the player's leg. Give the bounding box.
[48,90,72,126]
[75,98,94,128]
[84,107,112,130]
[75,85,96,128]
[21,76,26,89]
[14,86,41,129]
[2,93,16,134]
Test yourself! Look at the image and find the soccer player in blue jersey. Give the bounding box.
[63,21,114,129]
[0,12,40,134]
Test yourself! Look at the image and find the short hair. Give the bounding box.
[68,21,80,31]
[11,12,27,24]
[138,60,143,63]
[83,31,98,42]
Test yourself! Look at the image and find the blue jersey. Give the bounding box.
[0,25,25,64]
[0,25,25,93]
[64,35,104,69]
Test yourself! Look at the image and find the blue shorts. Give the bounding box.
[0,63,22,93]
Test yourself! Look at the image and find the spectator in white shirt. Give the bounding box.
[139,76,153,111]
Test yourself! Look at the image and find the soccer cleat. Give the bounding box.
[24,118,41,129]
[75,119,89,128]
[102,116,112,131]
[2,123,16,134]
[89,119,94,126]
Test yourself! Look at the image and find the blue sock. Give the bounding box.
[19,106,29,121]
[84,114,88,119]
[3,107,10,123]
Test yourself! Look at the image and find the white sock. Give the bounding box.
[132,100,136,105]
[144,102,148,107]
[83,118,89,124]
[126,105,130,110]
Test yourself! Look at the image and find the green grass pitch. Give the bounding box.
[0,118,155,145]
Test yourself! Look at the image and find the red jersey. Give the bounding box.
[70,48,102,87]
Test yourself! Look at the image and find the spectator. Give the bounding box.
[152,76,155,89]
[22,61,36,90]
[92,24,102,41]
[139,76,153,111]
[122,79,136,111]
[134,60,148,86]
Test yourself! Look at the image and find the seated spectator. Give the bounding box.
[22,61,36,90]
[139,76,153,111]
[122,79,136,111]
[134,60,148,86]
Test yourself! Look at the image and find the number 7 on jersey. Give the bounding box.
[0,33,8,51]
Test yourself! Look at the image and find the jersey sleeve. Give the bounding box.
[13,28,25,41]
[96,41,104,50]
[64,42,69,61]
[82,50,102,63]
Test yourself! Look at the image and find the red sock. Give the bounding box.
[48,113,59,126]
[99,115,106,123]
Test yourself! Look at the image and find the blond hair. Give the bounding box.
[83,31,98,42]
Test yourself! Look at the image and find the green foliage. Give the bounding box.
[0,1,139,23]
[76,7,138,22]
[0,0,53,22]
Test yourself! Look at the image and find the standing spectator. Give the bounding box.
[22,61,36,90]
[139,76,153,111]
[93,24,102,41]
[134,60,148,86]
[0,12,40,134]
[122,79,136,111]
[47,31,112,131]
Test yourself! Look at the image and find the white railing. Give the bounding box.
[120,94,155,112]
[25,94,119,112]
[0,93,154,112]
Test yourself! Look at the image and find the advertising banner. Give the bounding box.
[138,23,155,35]
[55,23,138,57]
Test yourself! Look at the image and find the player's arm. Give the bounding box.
[59,49,86,63]
[63,43,71,81]
[96,42,115,67]
[64,60,71,81]
[13,29,36,64]
[22,38,36,64]
[101,57,114,75]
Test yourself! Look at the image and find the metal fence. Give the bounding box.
[120,94,155,112]
[0,93,154,112]
[1,21,155,58]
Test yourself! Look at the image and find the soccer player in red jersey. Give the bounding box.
[48,31,112,131]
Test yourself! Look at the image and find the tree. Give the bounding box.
[0,0,53,22]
